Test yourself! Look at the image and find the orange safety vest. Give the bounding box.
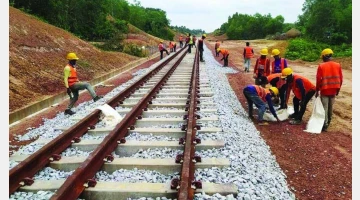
[215,42,220,48]
[254,85,271,102]
[255,58,270,77]
[290,74,315,100]
[67,64,79,87]
[244,46,254,58]
[220,49,229,56]
[267,73,285,88]
[169,42,174,48]
[271,58,285,74]
[318,61,342,90]
[158,43,164,51]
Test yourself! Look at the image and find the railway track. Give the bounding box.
[9,45,237,200]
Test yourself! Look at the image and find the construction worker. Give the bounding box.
[169,41,174,52]
[173,41,177,52]
[243,85,280,125]
[315,48,343,132]
[271,49,288,74]
[192,35,197,48]
[243,42,254,72]
[179,35,183,48]
[187,34,193,53]
[218,48,229,67]
[215,40,221,57]
[267,73,288,109]
[64,53,102,115]
[253,48,271,85]
[158,41,169,60]
[281,68,316,125]
[198,34,206,62]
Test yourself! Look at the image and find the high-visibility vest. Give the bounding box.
[220,49,229,56]
[169,42,174,48]
[267,73,285,88]
[254,85,270,102]
[318,61,342,90]
[158,43,164,51]
[271,58,285,73]
[291,74,315,100]
[244,46,254,58]
[67,64,79,87]
[189,36,193,44]
[255,58,270,76]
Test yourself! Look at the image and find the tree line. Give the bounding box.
[170,25,205,36]
[215,0,351,45]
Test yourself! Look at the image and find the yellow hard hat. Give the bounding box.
[260,48,268,55]
[281,67,293,78]
[271,49,280,56]
[320,48,334,58]
[66,52,79,60]
[160,41,163,43]
[269,87,279,96]
[202,34,207,37]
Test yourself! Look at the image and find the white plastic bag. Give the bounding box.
[304,97,325,134]
[97,104,122,127]
[263,106,294,121]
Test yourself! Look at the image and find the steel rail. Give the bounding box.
[178,47,200,200]
[50,48,189,200]
[9,46,186,195]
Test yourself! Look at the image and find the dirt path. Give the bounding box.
[205,39,352,200]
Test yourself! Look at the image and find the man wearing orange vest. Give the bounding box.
[253,48,271,85]
[267,73,288,109]
[281,68,316,125]
[169,41,174,52]
[64,53,102,115]
[215,40,221,57]
[243,85,280,125]
[158,41,169,60]
[315,48,343,131]
[179,35,183,48]
[243,42,254,72]
[218,48,229,67]
[271,49,288,74]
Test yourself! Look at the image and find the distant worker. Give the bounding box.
[64,53,102,115]
[315,48,343,132]
[158,41,169,60]
[243,42,254,72]
[253,48,271,85]
[179,35,183,48]
[173,41,177,52]
[198,34,206,62]
[187,34,193,53]
[169,42,174,52]
[218,48,229,67]
[267,73,288,109]
[192,35,197,48]
[243,84,280,125]
[271,49,288,74]
[215,40,221,57]
[282,68,316,125]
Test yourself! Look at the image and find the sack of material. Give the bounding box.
[97,104,122,127]
[304,97,325,134]
[263,106,294,122]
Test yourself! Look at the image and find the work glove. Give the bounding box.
[67,88,73,99]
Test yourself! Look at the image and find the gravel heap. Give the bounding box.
[10,47,295,200]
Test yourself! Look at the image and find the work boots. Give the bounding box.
[93,95,103,102]
[64,109,76,115]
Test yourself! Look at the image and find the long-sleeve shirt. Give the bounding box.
[246,85,278,118]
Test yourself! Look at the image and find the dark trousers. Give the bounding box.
[279,84,288,108]
[215,48,219,57]
[243,89,266,121]
[200,50,204,61]
[160,49,169,59]
[173,45,177,52]
[180,41,183,48]
[188,44,192,53]
[222,55,229,66]
[293,89,316,121]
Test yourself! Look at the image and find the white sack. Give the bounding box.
[263,106,294,122]
[304,97,325,134]
[97,104,122,127]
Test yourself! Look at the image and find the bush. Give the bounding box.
[123,43,147,57]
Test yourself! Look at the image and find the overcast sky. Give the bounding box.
[131,0,305,33]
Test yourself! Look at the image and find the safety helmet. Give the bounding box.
[66,52,79,60]
[271,49,280,56]
[160,41,163,43]
[269,87,279,96]
[202,34,207,37]
[320,48,333,58]
[281,68,293,78]
[260,48,268,55]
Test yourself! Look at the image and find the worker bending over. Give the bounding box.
[218,48,229,67]
[267,73,288,109]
